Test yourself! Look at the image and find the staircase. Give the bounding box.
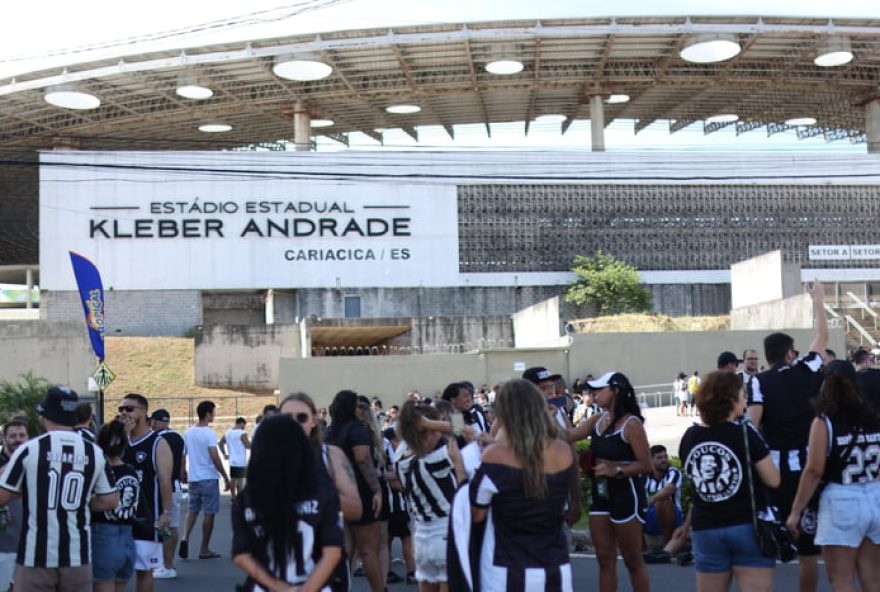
[825,292,880,351]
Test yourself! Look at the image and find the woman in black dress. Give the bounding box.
[471,378,575,591]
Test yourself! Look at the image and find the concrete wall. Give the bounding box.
[730,294,814,331]
[512,296,565,348]
[279,326,845,407]
[0,321,95,391]
[410,315,513,353]
[41,290,201,337]
[194,324,301,389]
[731,251,801,309]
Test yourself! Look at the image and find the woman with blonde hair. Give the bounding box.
[470,378,575,591]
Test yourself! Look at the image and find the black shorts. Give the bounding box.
[769,463,820,556]
[590,476,646,524]
[230,466,246,479]
[388,511,411,538]
[349,485,379,526]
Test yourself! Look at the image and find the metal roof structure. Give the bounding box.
[2,16,880,150]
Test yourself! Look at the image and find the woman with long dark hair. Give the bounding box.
[568,371,651,592]
[231,414,342,592]
[680,371,779,592]
[786,361,880,592]
[325,390,383,592]
[471,379,574,591]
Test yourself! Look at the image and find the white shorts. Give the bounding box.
[168,491,181,529]
[134,540,163,572]
[413,519,448,583]
[816,481,880,548]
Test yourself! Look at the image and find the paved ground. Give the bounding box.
[141,489,833,592]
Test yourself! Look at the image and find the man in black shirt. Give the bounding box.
[150,409,185,579]
[747,281,827,592]
[853,348,880,415]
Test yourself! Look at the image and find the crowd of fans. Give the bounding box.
[6,281,880,591]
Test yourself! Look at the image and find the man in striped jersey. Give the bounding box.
[0,386,118,592]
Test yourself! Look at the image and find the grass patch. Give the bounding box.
[102,337,274,432]
[572,313,729,333]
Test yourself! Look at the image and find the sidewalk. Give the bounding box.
[641,404,701,458]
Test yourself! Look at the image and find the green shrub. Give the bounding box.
[0,372,49,437]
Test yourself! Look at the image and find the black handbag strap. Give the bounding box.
[742,420,761,532]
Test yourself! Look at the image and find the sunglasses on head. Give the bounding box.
[118,405,141,413]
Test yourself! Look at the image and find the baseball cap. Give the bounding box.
[522,366,561,385]
[149,408,171,422]
[717,351,742,368]
[37,386,80,426]
[586,371,626,390]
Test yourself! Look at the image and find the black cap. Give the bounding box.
[37,387,79,426]
[149,408,171,423]
[522,366,562,385]
[717,351,742,368]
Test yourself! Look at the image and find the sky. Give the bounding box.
[2,0,879,152]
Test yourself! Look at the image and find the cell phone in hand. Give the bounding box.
[450,413,465,436]
[549,396,567,410]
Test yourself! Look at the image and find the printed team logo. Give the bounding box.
[136,451,148,464]
[107,474,140,521]
[685,442,742,502]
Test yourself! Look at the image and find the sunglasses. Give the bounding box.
[117,405,142,413]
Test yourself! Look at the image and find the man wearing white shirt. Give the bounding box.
[218,417,250,499]
[180,401,230,561]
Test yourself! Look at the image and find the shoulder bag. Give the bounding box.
[742,421,798,563]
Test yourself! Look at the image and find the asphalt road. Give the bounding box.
[141,492,833,592]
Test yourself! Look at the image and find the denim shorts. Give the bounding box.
[816,481,880,548]
[692,522,775,573]
[91,522,135,582]
[188,479,220,514]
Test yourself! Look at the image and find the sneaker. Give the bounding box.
[353,566,365,577]
[405,573,417,585]
[387,571,403,583]
[153,567,177,579]
[178,540,188,559]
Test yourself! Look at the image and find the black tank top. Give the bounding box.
[822,415,880,485]
[591,413,639,462]
[123,430,160,541]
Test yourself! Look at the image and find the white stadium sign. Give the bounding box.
[40,152,460,290]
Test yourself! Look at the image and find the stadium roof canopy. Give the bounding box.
[2,15,880,150]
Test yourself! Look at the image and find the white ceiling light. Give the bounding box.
[176,84,213,100]
[534,114,566,124]
[386,104,421,114]
[198,123,232,133]
[706,113,739,123]
[43,85,100,110]
[311,119,334,128]
[272,56,333,81]
[606,94,630,104]
[785,117,817,126]
[374,127,395,133]
[680,34,741,63]
[814,37,854,67]
[486,60,524,75]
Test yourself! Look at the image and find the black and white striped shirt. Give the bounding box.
[395,440,457,523]
[0,430,115,567]
[465,405,490,434]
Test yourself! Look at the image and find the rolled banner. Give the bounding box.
[69,251,106,361]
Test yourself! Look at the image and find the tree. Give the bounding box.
[0,372,49,437]
[565,251,652,316]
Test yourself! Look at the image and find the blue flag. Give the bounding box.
[69,251,106,361]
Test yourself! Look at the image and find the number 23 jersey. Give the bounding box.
[821,415,880,485]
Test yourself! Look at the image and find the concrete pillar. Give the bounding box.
[590,95,606,152]
[265,288,274,325]
[293,101,312,152]
[25,267,34,309]
[867,100,880,154]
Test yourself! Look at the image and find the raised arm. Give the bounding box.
[807,281,828,356]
